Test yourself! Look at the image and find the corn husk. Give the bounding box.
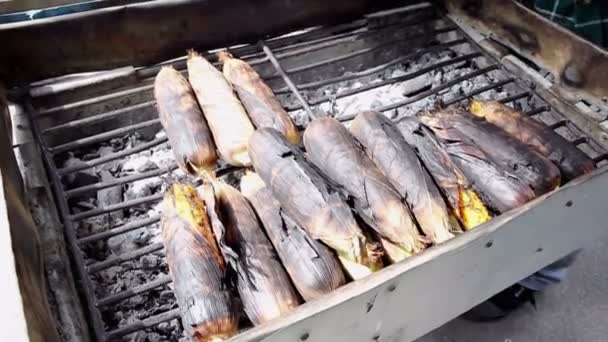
[161,183,238,341]
[218,51,300,144]
[410,110,536,213]
[350,111,456,243]
[201,180,300,325]
[395,118,491,229]
[187,50,255,166]
[154,66,217,176]
[248,128,383,279]
[420,107,561,196]
[470,99,594,182]
[240,172,345,301]
[303,118,425,262]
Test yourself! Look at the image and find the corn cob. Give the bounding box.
[161,183,238,341]
[248,128,383,279]
[201,180,300,325]
[470,99,594,182]
[414,110,536,213]
[303,118,425,262]
[240,172,345,301]
[395,118,491,228]
[420,107,561,196]
[217,51,300,144]
[154,66,217,176]
[350,111,456,243]
[187,50,255,166]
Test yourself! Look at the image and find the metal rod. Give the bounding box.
[23,102,107,342]
[572,137,588,146]
[97,275,172,308]
[87,243,164,273]
[265,26,457,82]
[106,309,181,340]
[58,137,168,175]
[43,100,156,135]
[365,64,499,116]
[34,16,431,121]
[35,83,155,118]
[262,44,317,119]
[288,51,482,112]
[593,154,608,164]
[78,215,160,245]
[548,120,568,129]
[69,193,163,221]
[274,38,468,95]
[442,78,515,106]
[267,15,442,63]
[66,165,178,198]
[49,118,161,154]
[498,92,531,104]
[526,106,551,116]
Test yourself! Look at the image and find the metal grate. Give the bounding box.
[22,2,608,341]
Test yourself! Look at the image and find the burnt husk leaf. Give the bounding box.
[202,181,300,325]
[161,184,238,341]
[248,128,382,278]
[470,99,594,182]
[350,111,456,243]
[241,172,345,301]
[420,107,561,196]
[154,67,217,176]
[303,118,425,262]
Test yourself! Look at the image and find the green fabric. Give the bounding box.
[534,0,608,47]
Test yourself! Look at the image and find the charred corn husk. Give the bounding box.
[470,99,594,182]
[350,111,456,243]
[202,180,300,325]
[217,51,300,144]
[154,67,217,176]
[187,50,255,166]
[396,118,491,229]
[420,107,561,196]
[248,128,383,279]
[161,183,237,341]
[304,118,425,262]
[414,110,536,213]
[240,172,345,301]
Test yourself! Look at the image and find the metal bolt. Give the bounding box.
[536,247,543,253]
[388,284,397,292]
[300,332,310,341]
[565,200,573,207]
[563,64,584,87]
[485,241,493,248]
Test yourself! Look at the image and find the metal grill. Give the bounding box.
[23,2,608,341]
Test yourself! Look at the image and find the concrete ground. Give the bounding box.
[417,237,608,342]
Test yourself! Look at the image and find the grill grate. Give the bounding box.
[23,2,608,341]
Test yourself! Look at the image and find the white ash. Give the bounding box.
[285,49,511,122]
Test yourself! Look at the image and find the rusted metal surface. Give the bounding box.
[0,89,61,342]
[0,0,393,85]
[444,0,608,107]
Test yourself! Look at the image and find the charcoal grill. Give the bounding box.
[3,1,608,341]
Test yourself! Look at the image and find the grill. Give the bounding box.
[18,2,608,341]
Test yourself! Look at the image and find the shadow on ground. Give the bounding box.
[417,237,608,342]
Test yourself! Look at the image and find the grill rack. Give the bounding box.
[22,2,608,341]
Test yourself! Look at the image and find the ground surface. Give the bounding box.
[417,237,608,342]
